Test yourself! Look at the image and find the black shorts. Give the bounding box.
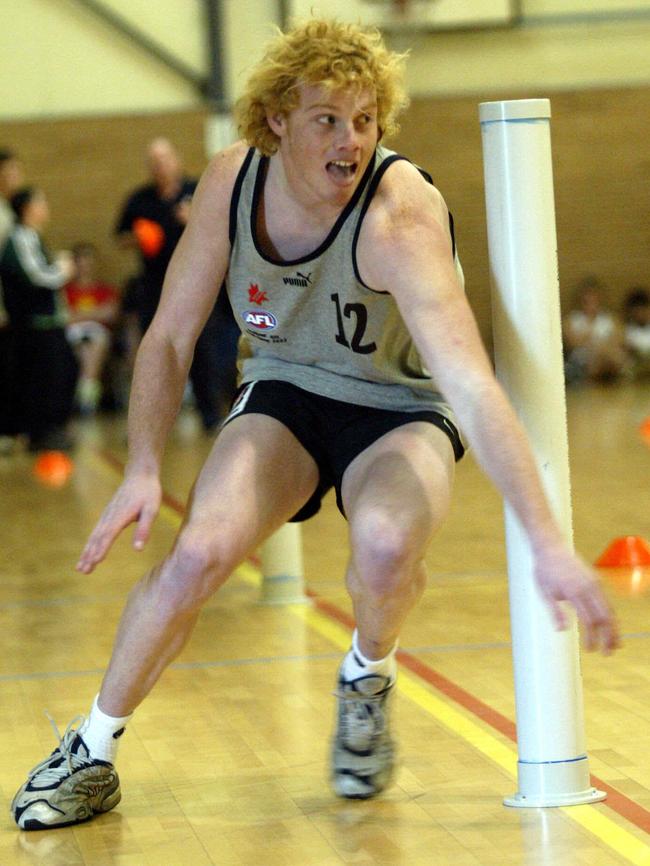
[222,380,465,522]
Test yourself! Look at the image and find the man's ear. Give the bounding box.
[266,111,286,138]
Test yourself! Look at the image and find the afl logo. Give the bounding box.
[243,309,278,330]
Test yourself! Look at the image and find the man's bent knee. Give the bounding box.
[350,514,421,598]
[153,530,239,612]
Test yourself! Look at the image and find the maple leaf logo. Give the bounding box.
[248,283,268,305]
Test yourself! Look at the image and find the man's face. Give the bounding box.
[75,248,96,280]
[269,83,379,208]
[0,158,24,197]
[147,141,181,186]
[580,288,601,317]
[24,190,49,227]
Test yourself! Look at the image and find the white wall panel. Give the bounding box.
[289,0,516,30]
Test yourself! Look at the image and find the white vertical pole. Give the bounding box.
[204,113,238,157]
[479,99,604,807]
[259,523,308,605]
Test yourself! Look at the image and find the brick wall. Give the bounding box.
[3,86,648,342]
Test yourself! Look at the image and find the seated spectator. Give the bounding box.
[562,276,627,383]
[0,187,77,451]
[623,286,650,379]
[64,242,119,414]
[109,275,145,410]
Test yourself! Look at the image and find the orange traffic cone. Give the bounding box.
[33,451,74,488]
[132,218,164,258]
[640,417,650,445]
[595,536,650,568]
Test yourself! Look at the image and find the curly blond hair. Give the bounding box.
[234,18,409,156]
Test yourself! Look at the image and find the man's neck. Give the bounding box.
[156,176,182,200]
[266,154,345,228]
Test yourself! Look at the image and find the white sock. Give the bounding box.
[340,629,398,683]
[78,695,133,763]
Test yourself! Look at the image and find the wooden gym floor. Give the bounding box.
[0,382,649,866]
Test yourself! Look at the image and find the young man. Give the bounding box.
[12,19,618,830]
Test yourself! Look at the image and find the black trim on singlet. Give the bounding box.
[448,210,457,258]
[409,164,456,256]
[352,154,407,294]
[405,162,456,257]
[228,147,256,246]
[248,151,376,267]
[352,155,457,293]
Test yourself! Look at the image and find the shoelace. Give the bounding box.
[26,713,91,786]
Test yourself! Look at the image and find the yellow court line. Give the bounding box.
[285,601,517,774]
[82,450,255,584]
[285,601,650,865]
[87,451,650,864]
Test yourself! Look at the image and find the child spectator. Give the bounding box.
[622,287,650,379]
[563,276,628,383]
[64,243,119,414]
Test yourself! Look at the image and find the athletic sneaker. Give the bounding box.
[331,671,396,799]
[11,716,120,831]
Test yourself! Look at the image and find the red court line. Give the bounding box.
[99,449,188,516]
[94,447,650,835]
[309,591,519,739]
[311,593,650,834]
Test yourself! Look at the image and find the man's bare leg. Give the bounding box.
[12,416,319,830]
[343,422,455,659]
[98,415,320,716]
[331,422,455,799]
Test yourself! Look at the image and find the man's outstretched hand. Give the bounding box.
[533,543,620,655]
[76,472,162,574]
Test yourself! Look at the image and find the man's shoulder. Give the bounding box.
[366,156,446,235]
[193,141,253,205]
[374,154,439,201]
[177,142,251,240]
[202,141,252,185]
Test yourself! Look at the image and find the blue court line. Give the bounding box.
[2,630,649,684]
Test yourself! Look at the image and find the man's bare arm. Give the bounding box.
[358,162,619,652]
[77,143,248,572]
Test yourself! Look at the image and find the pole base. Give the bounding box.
[259,574,311,606]
[504,757,606,808]
[504,787,606,808]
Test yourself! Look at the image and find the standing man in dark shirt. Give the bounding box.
[115,138,238,430]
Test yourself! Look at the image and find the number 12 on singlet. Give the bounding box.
[330,293,377,355]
